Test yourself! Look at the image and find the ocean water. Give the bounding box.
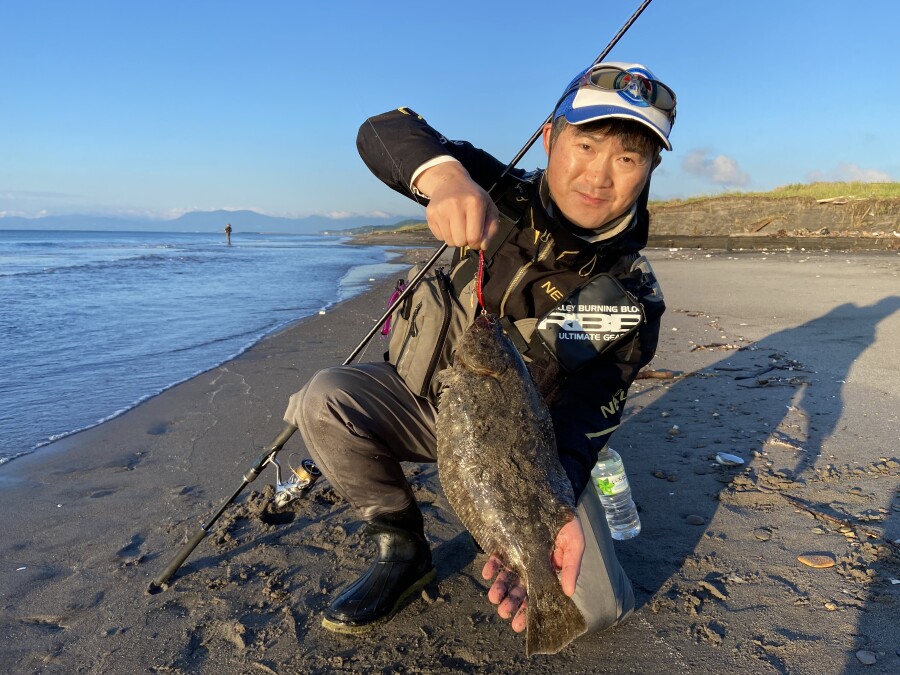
[0,230,411,464]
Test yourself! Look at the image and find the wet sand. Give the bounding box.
[1,246,898,674]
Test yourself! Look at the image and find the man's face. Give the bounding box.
[541,122,657,230]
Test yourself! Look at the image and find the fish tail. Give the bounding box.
[524,572,588,657]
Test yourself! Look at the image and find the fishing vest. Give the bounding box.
[385,171,663,402]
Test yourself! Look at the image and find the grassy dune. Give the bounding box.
[653,181,900,206]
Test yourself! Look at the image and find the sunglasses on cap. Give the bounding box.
[580,65,676,116]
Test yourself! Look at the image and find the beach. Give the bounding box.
[1,244,898,674]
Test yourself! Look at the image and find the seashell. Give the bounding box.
[855,650,876,665]
[797,554,835,569]
[715,452,745,466]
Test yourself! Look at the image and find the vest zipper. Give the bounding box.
[395,302,422,373]
[420,270,453,398]
[499,238,555,316]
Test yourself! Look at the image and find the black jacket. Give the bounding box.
[357,108,665,498]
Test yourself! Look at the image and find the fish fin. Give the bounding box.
[524,574,587,657]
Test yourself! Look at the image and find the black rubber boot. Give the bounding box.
[322,503,435,634]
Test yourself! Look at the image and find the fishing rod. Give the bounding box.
[350,0,655,364]
[150,0,656,592]
[343,0,656,355]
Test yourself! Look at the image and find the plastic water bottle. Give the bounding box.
[591,448,641,540]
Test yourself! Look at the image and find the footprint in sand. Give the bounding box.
[89,488,118,499]
[116,533,146,566]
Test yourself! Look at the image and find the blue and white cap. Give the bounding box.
[553,62,674,151]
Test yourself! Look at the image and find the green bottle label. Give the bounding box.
[594,471,627,496]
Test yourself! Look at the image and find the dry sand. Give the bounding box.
[1,244,898,674]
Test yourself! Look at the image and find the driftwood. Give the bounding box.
[636,368,682,380]
[750,216,784,233]
[815,196,864,205]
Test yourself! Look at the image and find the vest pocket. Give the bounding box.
[387,265,474,402]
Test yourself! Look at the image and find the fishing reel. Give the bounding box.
[272,456,322,508]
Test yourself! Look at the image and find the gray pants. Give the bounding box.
[284,362,634,632]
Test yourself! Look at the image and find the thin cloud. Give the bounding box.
[682,149,750,187]
[0,209,49,218]
[0,190,87,218]
[806,163,892,183]
[0,189,85,202]
[318,210,395,219]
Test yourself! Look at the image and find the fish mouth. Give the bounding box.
[455,351,502,379]
[473,314,496,330]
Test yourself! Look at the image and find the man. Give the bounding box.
[284,62,675,639]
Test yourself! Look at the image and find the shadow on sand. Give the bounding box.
[612,296,900,672]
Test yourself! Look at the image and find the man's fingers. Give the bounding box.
[487,569,518,605]
[480,203,500,250]
[497,585,526,620]
[559,561,580,597]
[468,199,499,251]
[511,600,528,633]
[425,187,496,250]
[481,556,530,632]
[425,206,450,245]
[481,555,502,581]
[417,161,499,250]
[425,201,454,247]
[553,517,586,597]
[425,217,443,243]
[465,199,488,250]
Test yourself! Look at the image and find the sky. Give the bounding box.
[2,0,898,222]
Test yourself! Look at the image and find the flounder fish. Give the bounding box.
[436,314,587,655]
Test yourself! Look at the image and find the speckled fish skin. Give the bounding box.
[435,315,587,656]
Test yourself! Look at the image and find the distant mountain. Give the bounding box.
[0,209,420,234]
